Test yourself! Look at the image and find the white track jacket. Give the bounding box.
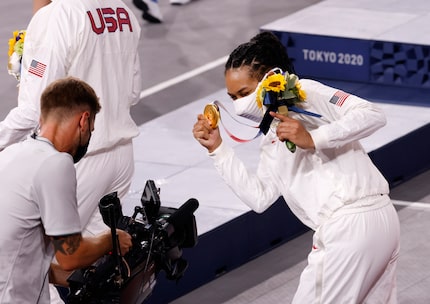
[209,79,389,230]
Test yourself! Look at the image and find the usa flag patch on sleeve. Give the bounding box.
[329,90,350,107]
[28,59,47,78]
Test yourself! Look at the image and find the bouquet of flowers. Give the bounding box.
[256,70,307,152]
[256,71,307,110]
[8,30,26,82]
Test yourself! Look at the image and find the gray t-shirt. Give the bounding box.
[0,136,81,303]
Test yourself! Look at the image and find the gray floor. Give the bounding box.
[0,0,429,303]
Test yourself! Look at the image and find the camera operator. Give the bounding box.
[0,77,132,303]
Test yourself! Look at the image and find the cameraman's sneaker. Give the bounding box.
[170,0,191,5]
[133,0,163,23]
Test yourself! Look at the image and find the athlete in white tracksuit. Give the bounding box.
[0,0,141,302]
[193,32,400,303]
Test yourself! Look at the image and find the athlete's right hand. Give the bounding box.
[193,114,222,153]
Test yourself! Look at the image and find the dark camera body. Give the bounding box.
[67,180,199,304]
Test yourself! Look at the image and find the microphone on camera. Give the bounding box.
[166,198,199,234]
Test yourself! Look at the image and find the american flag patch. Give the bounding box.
[28,59,46,78]
[329,90,350,107]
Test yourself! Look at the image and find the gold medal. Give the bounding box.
[203,103,220,129]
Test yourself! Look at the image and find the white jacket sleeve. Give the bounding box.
[0,6,68,150]
[305,80,387,150]
[209,141,281,213]
[0,106,39,150]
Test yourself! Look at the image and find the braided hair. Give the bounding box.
[225,31,295,81]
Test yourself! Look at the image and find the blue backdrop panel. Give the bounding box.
[273,31,370,83]
[370,41,430,87]
[271,30,430,90]
[369,123,430,187]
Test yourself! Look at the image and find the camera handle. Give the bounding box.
[99,192,125,287]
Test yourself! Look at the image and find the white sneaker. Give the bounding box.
[170,0,191,5]
[133,0,163,23]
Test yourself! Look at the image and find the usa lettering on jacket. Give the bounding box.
[87,7,133,34]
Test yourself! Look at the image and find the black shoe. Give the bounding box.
[132,0,163,24]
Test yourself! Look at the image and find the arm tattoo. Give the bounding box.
[51,234,82,255]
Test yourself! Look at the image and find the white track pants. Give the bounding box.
[293,196,400,304]
[75,140,135,236]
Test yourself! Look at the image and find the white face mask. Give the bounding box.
[233,88,263,123]
[232,67,284,123]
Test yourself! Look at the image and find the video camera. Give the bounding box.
[66,180,199,304]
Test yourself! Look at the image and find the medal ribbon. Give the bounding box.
[211,100,322,143]
[213,100,262,143]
